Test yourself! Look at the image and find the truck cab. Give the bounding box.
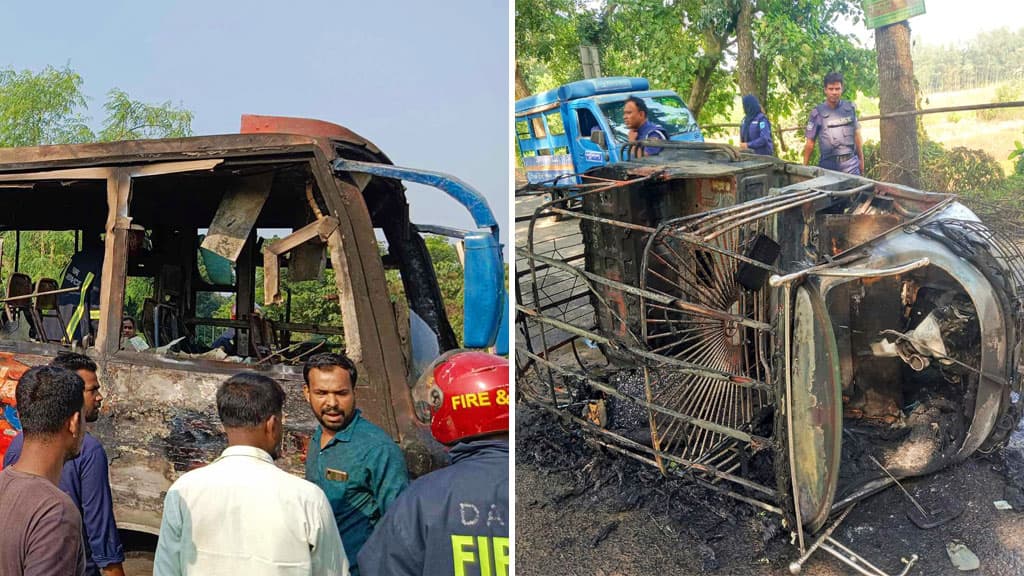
[515,77,703,185]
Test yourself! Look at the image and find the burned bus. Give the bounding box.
[0,115,507,536]
[516,142,1023,567]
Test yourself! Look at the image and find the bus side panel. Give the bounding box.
[96,360,321,533]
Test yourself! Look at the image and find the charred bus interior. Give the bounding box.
[0,148,458,370]
[516,145,1024,552]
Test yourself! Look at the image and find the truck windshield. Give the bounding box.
[600,96,700,143]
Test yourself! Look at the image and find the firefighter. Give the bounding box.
[357,351,510,576]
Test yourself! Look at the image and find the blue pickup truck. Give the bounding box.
[515,77,703,185]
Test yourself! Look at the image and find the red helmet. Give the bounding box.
[428,351,509,445]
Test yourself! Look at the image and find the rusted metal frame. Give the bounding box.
[263,216,339,305]
[642,365,667,474]
[692,189,824,237]
[769,257,931,288]
[0,135,325,174]
[788,505,857,574]
[654,227,783,278]
[620,141,742,162]
[0,285,78,303]
[523,394,778,500]
[519,347,771,445]
[645,246,721,307]
[547,207,657,234]
[527,172,661,230]
[782,282,806,553]
[830,196,959,262]
[311,148,409,439]
[594,440,783,516]
[700,187,866,243]
[521,248,771,332]
[701,192,831,242]
[521,232,648,363]
[514,312,771,393]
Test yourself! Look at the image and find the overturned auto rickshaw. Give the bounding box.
[516,141,1023,573]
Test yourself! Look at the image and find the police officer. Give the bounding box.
[802,71,864,175]
[357,352,509,576]
[624,95,667,157]
[739,94,774,156]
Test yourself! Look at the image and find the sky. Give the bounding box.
[0,0,510,245]
[839,0,1024,45]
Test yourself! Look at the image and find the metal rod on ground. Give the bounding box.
[817,541,889,576]
[789,504,856,574]
[867,455,929,518]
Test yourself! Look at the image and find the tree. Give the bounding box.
[875,21,920,187]
[0,65,196,321]
[0,65,93,147]
[99,88,192,142]
[515,0,878,141]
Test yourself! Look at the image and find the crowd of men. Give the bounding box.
[0,350,510,576]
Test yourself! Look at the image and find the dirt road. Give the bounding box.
[516,404,1024,576]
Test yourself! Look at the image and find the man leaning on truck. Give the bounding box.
[623,95,667,157]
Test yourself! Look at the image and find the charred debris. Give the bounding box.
[516,144,1024,565]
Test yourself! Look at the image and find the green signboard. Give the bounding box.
[862,0,926,29]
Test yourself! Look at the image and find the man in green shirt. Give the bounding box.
[302,353,409,576]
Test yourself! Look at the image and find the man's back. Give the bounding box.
[357,440,509,576]
[0,467,86,576]
[154,445,347,576]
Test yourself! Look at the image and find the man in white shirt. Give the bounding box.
[154,372,348,576]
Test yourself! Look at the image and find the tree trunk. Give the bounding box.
[688,31,726,121]
[876,21,920,187]
[515,62,531,100]
[735,0,758,101]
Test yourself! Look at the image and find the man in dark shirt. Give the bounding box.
[4,353,125,576]
[358,352,509,576]
[302,352,410,576]
[0,365,87,576]
[623,95,667,157]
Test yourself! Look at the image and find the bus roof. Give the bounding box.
[515,77,650,115]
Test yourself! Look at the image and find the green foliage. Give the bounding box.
[0,231,76,282]
[1009,135,1024,176]
[865,137,1009,196]
[978,81,1023,121]
[0,65,193,147]
[99,88,193,142]
[920,143,1005,194]
[515,0,876,130]
[914,27,1024,93]
[0,65,93,146]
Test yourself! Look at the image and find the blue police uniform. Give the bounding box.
[740,95,774,156]
[636,120,667,156]
[356,440,509,576]
[805,100,860,174]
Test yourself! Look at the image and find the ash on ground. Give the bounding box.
[516,404,786,574]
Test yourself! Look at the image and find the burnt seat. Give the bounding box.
[34,277,68,344]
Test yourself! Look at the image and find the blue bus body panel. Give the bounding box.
[515,77,649,115]
[462,232,505,349]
